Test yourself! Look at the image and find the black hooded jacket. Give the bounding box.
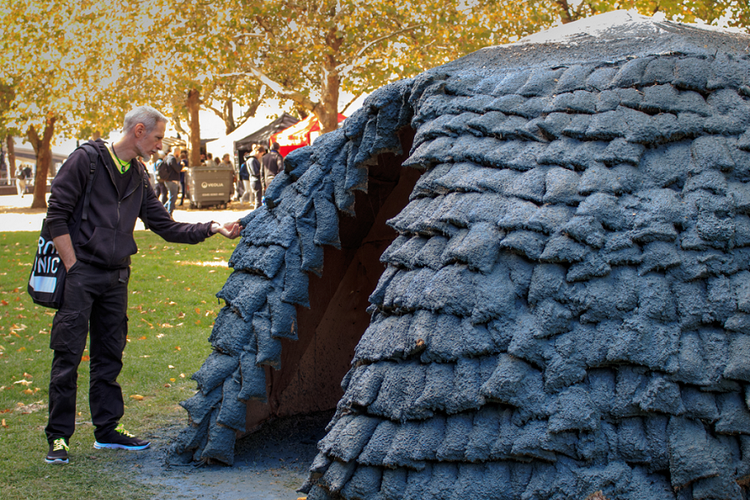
[46,139,213,269]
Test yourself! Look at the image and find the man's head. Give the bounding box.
[222,153,230,162]
[123,106,167,159]
[173,147,181,158]
[270,141,280,151]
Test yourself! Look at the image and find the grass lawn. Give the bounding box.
[0,230,236,499]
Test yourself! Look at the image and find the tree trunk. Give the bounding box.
[223,97,235,135]
[6,136,15,180]
[187,89,201,166]
[317,65,340,134]
[27,114,56,209]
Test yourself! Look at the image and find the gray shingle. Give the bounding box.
[368,361,426,420]
[497,198,540,231]
[634,375,685,415]
[681,387,719,422]
[691,135,736,174]
[586,66,618,91]
[673,57,711,92]
[357,419,398,466]
[329,416,382,463]
[643,57,676,85]
[667,417,720,489]
[179,385,222,426]
[238,350,266,401]
[500,231,548,261]
[517,68,565,97]
[389,235,428,268]
[586,109,628,140]
[216,368,246,432]
[340,362,388,408]
[549,386,600,433]
[537,112,573,139]
[492,71,530,95]
[421,315,494,363]
[481,354,549,416]
[509,420,557,462]
[208,307,254,357]
[340,466,382,500]
[612,57,653,88]
[192,351,240,396]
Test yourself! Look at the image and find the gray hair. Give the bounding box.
[123,106,167,134]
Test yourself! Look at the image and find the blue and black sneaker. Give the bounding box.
[94,424,150,451]
[45,437,70,464]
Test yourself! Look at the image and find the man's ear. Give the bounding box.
[134,123,145,138]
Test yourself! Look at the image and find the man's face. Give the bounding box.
[134,121,166,158]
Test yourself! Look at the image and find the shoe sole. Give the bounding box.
[45,457,69,464]
[94,441,150,451]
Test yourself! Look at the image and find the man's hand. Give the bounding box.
[52,234,77,271]
[211,221,242,239]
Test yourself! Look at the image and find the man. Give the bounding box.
[162,146,181,216]
[243,145,264,208]
[15,165,27,197]
[178,150,189,206]
[43,106,239,465]
[260,141,284,198]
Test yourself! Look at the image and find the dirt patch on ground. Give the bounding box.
[114,411,333,499]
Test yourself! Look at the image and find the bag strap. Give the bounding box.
[139,163,150,230]
[78,143,99,222]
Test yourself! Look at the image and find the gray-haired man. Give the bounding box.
[43,106,239,464]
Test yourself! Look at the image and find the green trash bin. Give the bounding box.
[186,165,234,209]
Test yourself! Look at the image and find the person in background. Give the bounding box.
[205,152,217,168]
[235,154,247,201]
[15,164,28,197]
[178,150,189,206]
[42,105,240,465]
[260,141,283,198]
[162,146,181,216]
[244,145,264,209]
[219,153,233,169]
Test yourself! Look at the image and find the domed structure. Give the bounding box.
[173,11,750,500]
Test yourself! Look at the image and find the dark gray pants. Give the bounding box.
[45,261,129,443]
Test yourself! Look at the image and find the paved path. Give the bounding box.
[0,194,252,232]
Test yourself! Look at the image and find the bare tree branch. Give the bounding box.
[340,93,363,116]
[335,24,423,75]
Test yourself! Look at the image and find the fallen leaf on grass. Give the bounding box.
[13,379,32,386]
[24,372,32,379]
[174,346,181,351]
[164,383,171,388]
[2,419,7,428]
[194,308,201,314]
[22,389,33,395]
[161,323,173,328]
[0,409,10,414]
[168,365,175,369]
[169,378,176,382]
[179,373,185,378]
[177,312,185,319]
[81,355,90,362]
[1,300,8,306]
[138,336,147,340]
[129,395,144,401]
